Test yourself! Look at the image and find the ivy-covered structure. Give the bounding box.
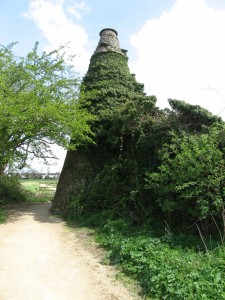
[51,27,224,233]
[51,28,156,216]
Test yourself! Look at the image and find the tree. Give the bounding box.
[0,42,94,174]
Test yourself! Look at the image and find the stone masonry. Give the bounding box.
[94,28,127,56]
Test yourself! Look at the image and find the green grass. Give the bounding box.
[20,179,40,193]
[20,179,58,202]
[20,179,58,192]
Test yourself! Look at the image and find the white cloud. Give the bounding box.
[23,0,91,74]
[23,0,92,170]
[130,0,225,119]
[27,144,67,173]
[67,2,91,20]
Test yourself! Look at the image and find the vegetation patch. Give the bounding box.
[74,214,225,300]
[21,179,57,201]
[0,175,28,204]
[0,208,6,223]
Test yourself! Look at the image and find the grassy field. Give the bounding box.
[20,179,58,200]
[20,179,40,193]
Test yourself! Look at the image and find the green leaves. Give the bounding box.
[0,43,94,171]
[81,51,157,146]
[96,219,225,300]
[168,99,222,131]
[146,125,225,224]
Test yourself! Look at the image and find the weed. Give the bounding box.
[80,216,225,299]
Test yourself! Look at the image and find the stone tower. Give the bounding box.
[94,28,127,56]
[51,28,128,215]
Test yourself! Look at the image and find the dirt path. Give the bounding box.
[0,203,138,300]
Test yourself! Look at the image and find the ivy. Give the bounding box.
[145,125,225,231]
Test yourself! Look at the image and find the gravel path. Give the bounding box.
[0,203,137,300]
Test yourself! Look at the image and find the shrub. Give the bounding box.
[145,126,225,233]
[0,175,28,204]
[0,208,6,222]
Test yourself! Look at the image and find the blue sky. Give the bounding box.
[0,0,180,77]
[1,0,225,110]
[1,0,225,172]
[1,1,176,54]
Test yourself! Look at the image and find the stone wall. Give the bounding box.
[51,149,91,215]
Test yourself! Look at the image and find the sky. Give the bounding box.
[1,0,225,172]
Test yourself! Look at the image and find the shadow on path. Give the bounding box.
[3,202,62,224]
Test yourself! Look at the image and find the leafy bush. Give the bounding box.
[0,175,28,204]
[145,125,225,233]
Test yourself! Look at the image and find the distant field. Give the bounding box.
[20,179,40,192]
[20,179,58,198]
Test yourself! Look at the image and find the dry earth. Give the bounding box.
[0,203,139,300]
